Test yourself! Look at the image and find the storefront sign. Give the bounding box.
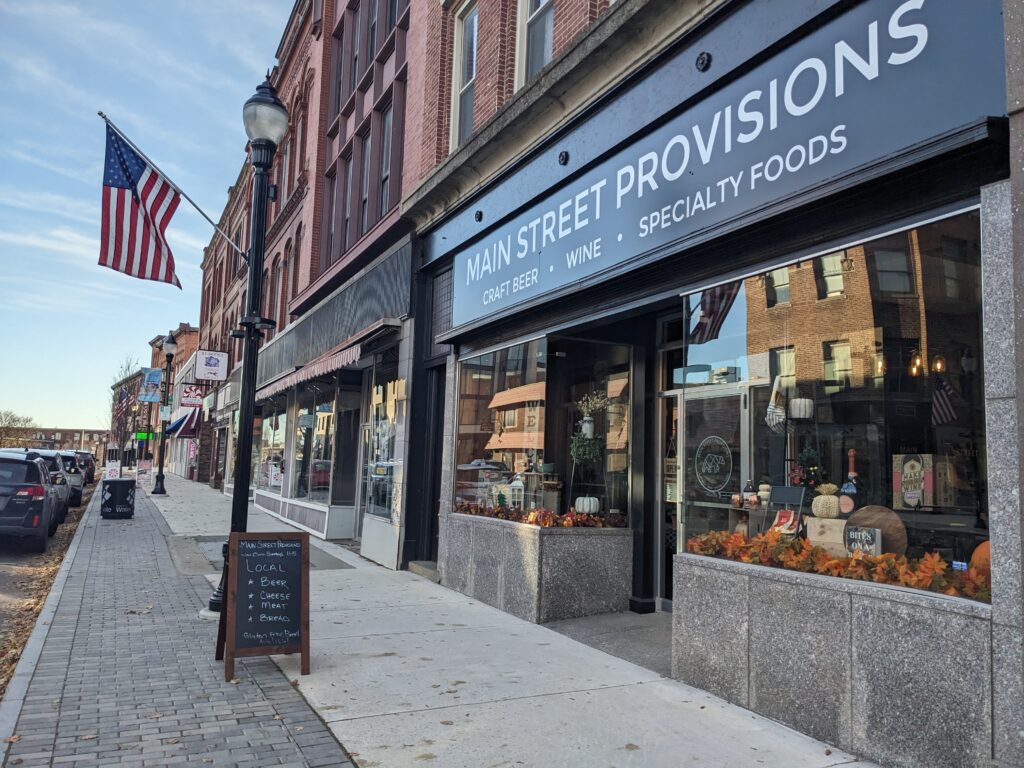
[196,350,229,382]
[450,0,1004,328]
[181,385,204,408]
[137,368,163,402]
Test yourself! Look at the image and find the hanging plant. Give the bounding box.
[569,433,603,466]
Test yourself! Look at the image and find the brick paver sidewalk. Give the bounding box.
[3,487,352,768]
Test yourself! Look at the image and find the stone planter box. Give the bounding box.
[440,513,632,623]
[672,553,993,768]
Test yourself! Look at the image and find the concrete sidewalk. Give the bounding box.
[1,479,353,768]
[150,476,878,768]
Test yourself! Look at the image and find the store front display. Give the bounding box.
[255,405,287,492]
[420,1,1013,764]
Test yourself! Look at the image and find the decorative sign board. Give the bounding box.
[181,385,204,408]
[137,368,163,403]
[845,525,882,556]
[216,532,310,681]
[196,350,229,382]
[103,461,121,480]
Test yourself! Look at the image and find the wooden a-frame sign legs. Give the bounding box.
[216,531,310,682]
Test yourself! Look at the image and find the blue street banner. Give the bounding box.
[137,367,163,403]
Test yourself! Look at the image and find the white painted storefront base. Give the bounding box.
[359,513,401,570]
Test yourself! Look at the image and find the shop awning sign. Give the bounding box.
[450,0,1005,329]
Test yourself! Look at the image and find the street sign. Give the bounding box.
[134,431,154,440]
[159,405,171,422]
[216,532,310,682]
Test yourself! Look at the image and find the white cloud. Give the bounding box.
[4,147,98,186]
[0,187,97,224]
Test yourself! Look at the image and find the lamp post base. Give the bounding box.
[208,541,229,612]
[152,473,167,495]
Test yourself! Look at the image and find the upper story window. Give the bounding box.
[359,131,372,235]
[379,104,393,215]
[367,0,378,62]
[874,246,914,293]
[520,0,553,83]
[387,0,398,31]
[333,30,345,113]
[351,4,362,91]
[342,156,353,252]
[765,266,790,307]
[452,3,478,148]
[232,225,243,273]
[815,251,846,298]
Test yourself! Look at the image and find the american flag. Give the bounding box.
[114,386,133,418]
[932,374,959,426]
[99,124,181,287]
[689,282,740,345]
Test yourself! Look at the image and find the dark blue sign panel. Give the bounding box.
[451,0,1005,329]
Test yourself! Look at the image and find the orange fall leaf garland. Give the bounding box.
[686,530,991,603]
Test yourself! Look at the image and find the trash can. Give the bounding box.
[101,478,136,519]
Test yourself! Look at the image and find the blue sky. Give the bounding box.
[0,1,290,429]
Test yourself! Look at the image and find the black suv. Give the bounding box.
[0,452,58,552]
[1,448,74,517]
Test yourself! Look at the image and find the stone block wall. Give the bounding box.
[672,554,993,768]
[441,513,632,622]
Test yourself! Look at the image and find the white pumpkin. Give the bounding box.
[574,496,600,514]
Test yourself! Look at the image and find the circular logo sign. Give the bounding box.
[694,435,733,493]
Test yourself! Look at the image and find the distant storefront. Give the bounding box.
[419,2,1016,766]
[249,239,415,570]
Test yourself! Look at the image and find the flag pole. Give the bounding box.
[98,111,247,260]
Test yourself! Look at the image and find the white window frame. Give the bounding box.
[514,0,554,90]
[450,0,478,150]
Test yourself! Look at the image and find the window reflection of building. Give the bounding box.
[676,211,987,572]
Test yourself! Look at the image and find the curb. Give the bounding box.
[0,485,97,760]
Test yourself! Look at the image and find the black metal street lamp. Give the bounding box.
[209,76,288,613]
[152,331,178,495]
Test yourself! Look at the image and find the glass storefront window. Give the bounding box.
[678,211,990,601]
[255,406,287,492]
[455,339,547,513]
[363,350,403,519]
[454,338,630,524]
[294,382,335,503]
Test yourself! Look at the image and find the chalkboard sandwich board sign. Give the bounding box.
[216,531,310,681]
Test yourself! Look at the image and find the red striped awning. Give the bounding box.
[256,343,362,401]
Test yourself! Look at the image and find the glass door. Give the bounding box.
[659,384,752,602]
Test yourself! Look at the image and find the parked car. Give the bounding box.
[0,453,58,552]
[75,451,96,484]
[0,449,73,519]
[58,452,85,505]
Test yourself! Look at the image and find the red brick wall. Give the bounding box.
[406,0,609,191]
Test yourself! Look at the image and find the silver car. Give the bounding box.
[57,452,85,506]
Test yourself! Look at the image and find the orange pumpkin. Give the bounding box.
[970,540,991,575]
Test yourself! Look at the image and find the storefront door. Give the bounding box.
[659,384,751,604]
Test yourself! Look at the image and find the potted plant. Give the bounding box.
[575,392,610,438]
